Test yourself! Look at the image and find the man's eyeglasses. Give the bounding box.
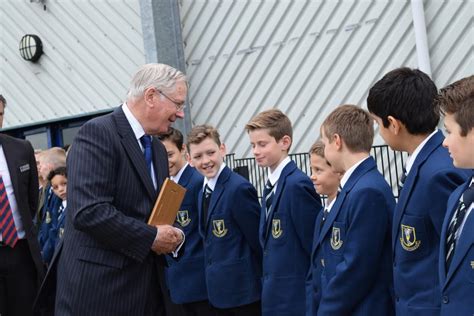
[157,90,186,112]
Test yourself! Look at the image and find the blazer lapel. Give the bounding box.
[263,161,296,244]
[113,107,156,201]
[205,166,230,230]
[178,165,193,187]
[317,157,376,245]
[392,130,445,249]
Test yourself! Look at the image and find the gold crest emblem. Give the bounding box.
[45,211,52,224]
[400,224,421,251]
[470,261,474,269]
[176,210,191,227]
[330,227,343,250]
[212,220,228,237]
[272,219,283,238]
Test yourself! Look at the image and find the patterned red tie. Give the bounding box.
[0,175,18,247]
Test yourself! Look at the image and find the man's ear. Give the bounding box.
[144,88,156,106]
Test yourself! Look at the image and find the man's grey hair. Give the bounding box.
[0,94,6,108]
[127,63,186,101]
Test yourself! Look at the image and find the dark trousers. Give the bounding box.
[182,300,216,316]
[0,240,38,316]
[213,301,261,316]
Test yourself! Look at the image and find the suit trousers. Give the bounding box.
[0,240,38,316]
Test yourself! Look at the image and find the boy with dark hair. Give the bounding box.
[158,127,213,316]
[436,75,474,315]
[187,125,262,316]
[246,109,321,315]
[368,67,467,315]
[309,105,395,315]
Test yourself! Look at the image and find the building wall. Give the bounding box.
[0,0,145,129]
[181,0,473,157]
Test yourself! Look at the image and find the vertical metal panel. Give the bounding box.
[0,0,145,128]
[181,0,473,157]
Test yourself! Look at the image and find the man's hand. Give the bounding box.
[151,225,183,254]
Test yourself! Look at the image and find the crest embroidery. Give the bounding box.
[330,227,343,250]
[212,219,228,237]
[400,224,421,251]
[176,210,191,227]
[272,219,283,238]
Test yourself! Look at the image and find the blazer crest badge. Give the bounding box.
[176,210,191,227]
[400,224,421,251]
[212,219,228,237]
[330,227,343,250]
[272,219,283,238]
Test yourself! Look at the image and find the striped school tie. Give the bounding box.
[263,180,275,219]
[445,183,474,271]
[0,175,18,247]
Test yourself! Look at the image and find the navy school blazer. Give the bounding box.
[198,165,262,309]
[309,157,395,316]
[438,176,474,316]
[261,160,322,316]
[392,130,468,315]
[165,165,208,304]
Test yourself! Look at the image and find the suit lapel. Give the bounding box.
[113,107,156,200]
[392,130,445,249]
[317,157,376,245]
[151,137,167,190]
[263,162,296,244]
[205,166,231,231]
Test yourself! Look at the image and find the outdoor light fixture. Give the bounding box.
[19,34,43,62]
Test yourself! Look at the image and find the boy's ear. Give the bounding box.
[219,143,227,156]
[387,115,403,135]
[333,133,343,150]
[280,135,292,151]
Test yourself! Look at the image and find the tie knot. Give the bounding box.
[265,180,274,191]
[462,183,474,206]
[140,135,152,149]
[204,184,212,198]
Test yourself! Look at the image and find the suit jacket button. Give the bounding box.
[442,296,449,304]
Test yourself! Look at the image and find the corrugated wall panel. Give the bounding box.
[0,0,144,128]
[182,0,434,156]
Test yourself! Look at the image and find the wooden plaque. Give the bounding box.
[147,178,187,226]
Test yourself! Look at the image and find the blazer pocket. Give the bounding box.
[77,246,127,269]
[397,214,429,262]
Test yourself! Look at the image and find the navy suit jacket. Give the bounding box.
[309,157,395,316]
[392,130,468,315]
[261,161,321,316]
[54,107,170,315]
[165,165,208,304]
[198,166,262,309]
[438,177,474,316]
[0,134,43,282]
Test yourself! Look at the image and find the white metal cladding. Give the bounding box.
[0,0,145,129]
[180,0,473,157]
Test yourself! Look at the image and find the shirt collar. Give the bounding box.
[405,129,438,174]
[340,156,370,189]
[203,163,226,191]
[267,157,291,186]
[122,102,146,142]
[171,163,188,184]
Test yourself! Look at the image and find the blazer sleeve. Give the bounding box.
[68,120,157,262]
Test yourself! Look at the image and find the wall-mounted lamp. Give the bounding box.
[19,34,43,62]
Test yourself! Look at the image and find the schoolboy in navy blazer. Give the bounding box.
[368,68,468,315]
[310,105,395,316]
[188,125,262,315]
[436,75,474,315]
[246,109,321,316]
[159,127,212,315]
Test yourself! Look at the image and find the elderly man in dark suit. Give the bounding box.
[54,64,187,315]
[0,94,44,316]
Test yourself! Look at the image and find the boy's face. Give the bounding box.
[321,129,343,173]
[310,154,341,197]
[162,140,186,177]
[248,129,290,171]
[189,137,226,179]
[51,174,67,201]
[38,159,52,181]
[443,113,474,168]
